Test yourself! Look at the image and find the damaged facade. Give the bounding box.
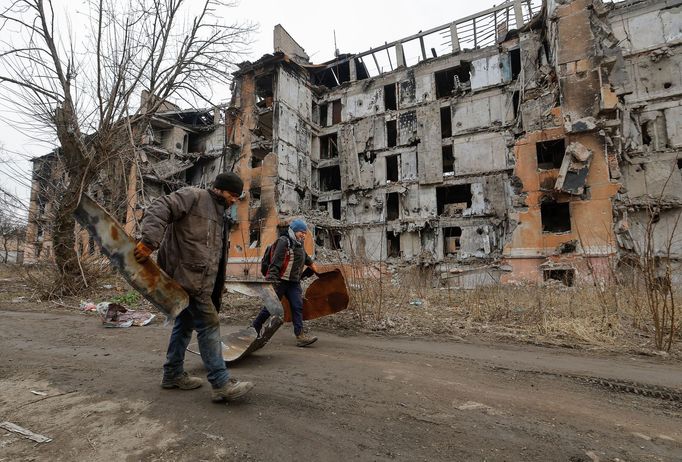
[24,0,682,288]
[24,99,227,263]
[224,0,682,286]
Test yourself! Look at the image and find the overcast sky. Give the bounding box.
[0,0,529,217]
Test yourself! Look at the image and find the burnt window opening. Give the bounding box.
[440,106,452,138]
[249,224,261,249]
[331,199,341,220]
[512,91,520,119]
[332,99,342,125]
[312,61,351,89]
[437,184,472,216]
[319,165,341,191]
[320,133,339,159]
[255,74,274,108]
[251,148,268,168]
[442,145,454,175]
[249,186,261,208]
[319,103,329,127]
[443,226,462,255]
[387,232,401,258]
[641,122,652,146]
[541,201,571,233]
[544,269,575,287]
[536,139,565,170]
[386,192,400,221]
[510,49,521,81]
[316,228,343,250]
[386,155,399,182]
[677,158,682,170]
[435,64,471,99]
[384,83,397,111]
[387,120,398,147]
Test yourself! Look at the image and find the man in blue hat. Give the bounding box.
[253,218,319,347]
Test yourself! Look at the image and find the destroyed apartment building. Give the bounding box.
[24,0,682,287]
[23,98,227,263]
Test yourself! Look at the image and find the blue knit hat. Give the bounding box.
[289,219,308,233]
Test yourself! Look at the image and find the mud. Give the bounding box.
[1,308,681,461]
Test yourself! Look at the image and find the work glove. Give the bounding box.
[133,241,153,263]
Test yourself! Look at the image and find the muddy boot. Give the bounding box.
[296,333,318,347]
[211,378,254,402]
[161,371,202,390]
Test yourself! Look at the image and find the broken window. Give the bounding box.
[510,49,521,81]
[677,159,682,171]
[384,83,397,111]
[249,186,261,208]
[512,91,520,119]
[386,232,401,258]
[332,99,342,125]
[543,269,575,287]
[440,106,452,138]
[386,192,400,221]
[437,184,472,216]
[386,155,399,182]
[541,201,571,233]
[386,120,397,148]
[249,225,261,249]
[641,122,652,146]
[319,103,328,127]
[331,199,341,220]
[251,148,268,168]
[442,145,454,175]
[316,228,343,250]
[435,64,471,99]
[443,226,462,256]
[255,74,274,108]
[319,165,341,191]
[536,139,565,170]
[320,133,339,159]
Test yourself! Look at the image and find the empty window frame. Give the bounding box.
[386,192,400,221]
[440,106,452,139]
[443,226,462,255]
[249,224,261,248]
[435,64,471,99]
[384,83,397,111]
[319,103,329,127]
[386,155,399,182]
[541,201,571,233]
[436,184,472,215]
[442,145,454,175]
[331,199,341,220]
[249,186,261,208]
[386,120,398,148]
[251,148,268,168]
[320,133,339,159]
[543,269,575,287]
[319,166,341,191]
[510,48,521,81]
[536,139,565,170]
[386,232,401,258]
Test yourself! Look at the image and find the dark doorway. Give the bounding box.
[386,192,400,221]
[440,106,452,138]
[386,155,399,182]
[384,83,397,111]
[319,166,341,191]
[387,232,401,258]
[387,120,397,147]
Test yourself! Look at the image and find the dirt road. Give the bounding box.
[1,309,681,461]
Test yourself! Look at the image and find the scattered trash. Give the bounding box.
[96,302,155,328]
[30,390,47,396]
[80,301,97,312]
[0,421,52,443]
[409,299,423,306]
[101,284,114,290]
[11,297,25,303]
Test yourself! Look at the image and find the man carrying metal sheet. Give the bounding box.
[134,172,254,403]
[253,219,320,347]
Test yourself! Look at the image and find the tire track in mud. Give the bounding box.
[351,343,682,404]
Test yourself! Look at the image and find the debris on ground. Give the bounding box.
[0,421,52,443]
[96,302,155,328]
[80,301,97,312]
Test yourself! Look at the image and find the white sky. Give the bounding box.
[0,0,523,217]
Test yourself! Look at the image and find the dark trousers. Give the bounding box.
[252,280,304,336]
[163,296,229,388]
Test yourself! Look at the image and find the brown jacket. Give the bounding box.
[141,187,228,305]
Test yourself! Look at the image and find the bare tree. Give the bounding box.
[0,0,253,293]
[0,187,27,263]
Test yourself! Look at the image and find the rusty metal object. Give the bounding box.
[73,194,189,318]
[188,280,284,362]
[282,269,350,322]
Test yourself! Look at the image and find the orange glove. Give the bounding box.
[133,241,153,263]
